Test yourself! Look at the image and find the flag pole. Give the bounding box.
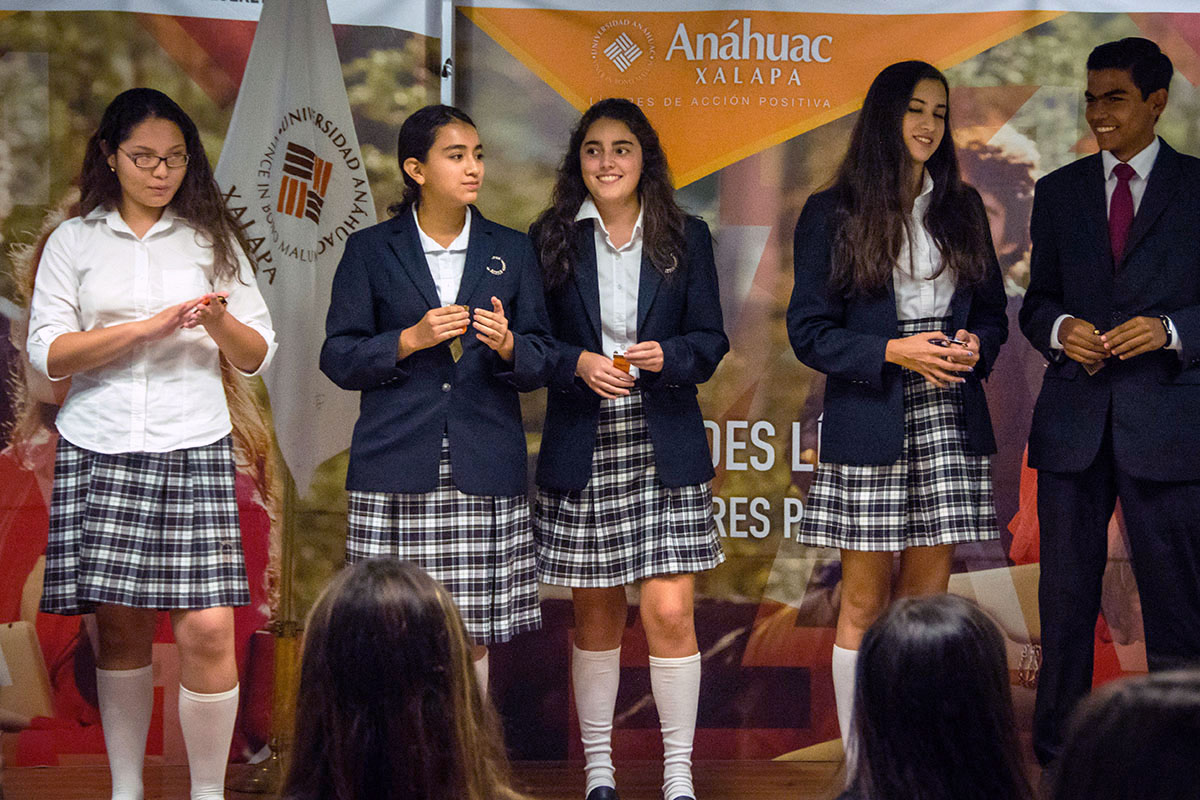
[441,0,455,104]
[227,458,302,794]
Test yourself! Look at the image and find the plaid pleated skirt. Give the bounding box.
[534,390,724,587]
[797,317,999,552]
[346,437,541,646]
[41,435,249,615]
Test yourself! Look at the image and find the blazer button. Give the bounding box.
[442,382,451,392]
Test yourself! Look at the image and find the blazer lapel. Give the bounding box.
[636,248,663,331]
[388,210,441,309]
[455,207,492,306]
[1120,140,1179,266]
[572,221,603,348]
[1080,154,1114,271]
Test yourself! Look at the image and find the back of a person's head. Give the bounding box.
[848,594,1033,800]
[280,558,524,800]
[1052,670,1200,800]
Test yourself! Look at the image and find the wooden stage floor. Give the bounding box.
[2,760,845,800]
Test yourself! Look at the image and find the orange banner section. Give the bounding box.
[464,8,1061,185]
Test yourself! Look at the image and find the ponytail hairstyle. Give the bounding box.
[388,104,477,216]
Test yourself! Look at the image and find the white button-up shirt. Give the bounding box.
[893,170,955,321]
[414,204,470,306]
[576,197,642,377]
[27,206,276,454]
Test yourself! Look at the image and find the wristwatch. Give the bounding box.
[1160,315,1173,348]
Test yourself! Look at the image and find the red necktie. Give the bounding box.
[1109,162,1136,263]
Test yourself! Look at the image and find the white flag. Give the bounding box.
[215,0,375,495]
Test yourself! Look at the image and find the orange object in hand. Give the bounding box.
[612,352,630,373]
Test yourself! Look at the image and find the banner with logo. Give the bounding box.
[3,1,1194,766]
[214,0,375,495]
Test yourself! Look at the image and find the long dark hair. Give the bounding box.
[848,594,1033,800]
[281,559,529,800]
[533,98,686,290]
[1052,670,1200,800]
[830,61,991,295]
[79,88,250,283]
[388,104,477,216]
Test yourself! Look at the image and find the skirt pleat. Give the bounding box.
[535,390,724,587]
[346,437,541,645]
[41,435,248,615]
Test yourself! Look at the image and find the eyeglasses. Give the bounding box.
[119,147,190,170]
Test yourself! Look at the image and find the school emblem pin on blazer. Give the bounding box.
[487,255,506,275]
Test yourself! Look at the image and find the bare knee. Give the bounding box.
[95,606,156,667]
[573,587,628,650]
[642,595,693,641]
[173,609,234,666]
[837,584,890,639]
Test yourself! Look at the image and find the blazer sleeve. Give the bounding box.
[1019,178,1067,361]
[320,232,411,391]
[964,188,1009,379]
[647,218,730,387]
[529,219,589,396]
[786,193,890,390]
[492,234,554,392]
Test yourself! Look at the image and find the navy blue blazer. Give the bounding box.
[321,206,553,494]
[787,186,1008,466]
[535,216,729,491]
[1020,140,1200,482]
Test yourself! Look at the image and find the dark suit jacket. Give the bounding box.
[1020,139,1200,482]
[321,206,552,494]
[787,186,1008,466]
[535,216,729,491]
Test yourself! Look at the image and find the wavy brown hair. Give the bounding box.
[533,98,686,290]
[281,559,530,800]
[830,61,992,296]
[79,87,252,283]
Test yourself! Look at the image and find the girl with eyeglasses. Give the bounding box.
[26,87,276,800]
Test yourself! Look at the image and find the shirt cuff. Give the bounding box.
[1163,315,1182,353]
[1050,314,1072,350]
[26,330,70,381]
[232,324,278,377]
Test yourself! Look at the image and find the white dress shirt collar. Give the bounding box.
[1101,136,1160,181]
[576,197,644,252]
[413,203,471,254]
[85,204,182,240]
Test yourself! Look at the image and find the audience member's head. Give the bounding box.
[1051,670,1200,800]
[846,594,1033,800]
[281,558,528,800]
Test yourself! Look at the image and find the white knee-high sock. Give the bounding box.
[649,652,701,800]
[178,684,238,800]
[473,651,489,698]
[832,645,858,770]
[96,665,154,800]
[573,645,621,795]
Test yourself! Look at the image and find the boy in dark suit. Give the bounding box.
[1020,37,1200,766]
